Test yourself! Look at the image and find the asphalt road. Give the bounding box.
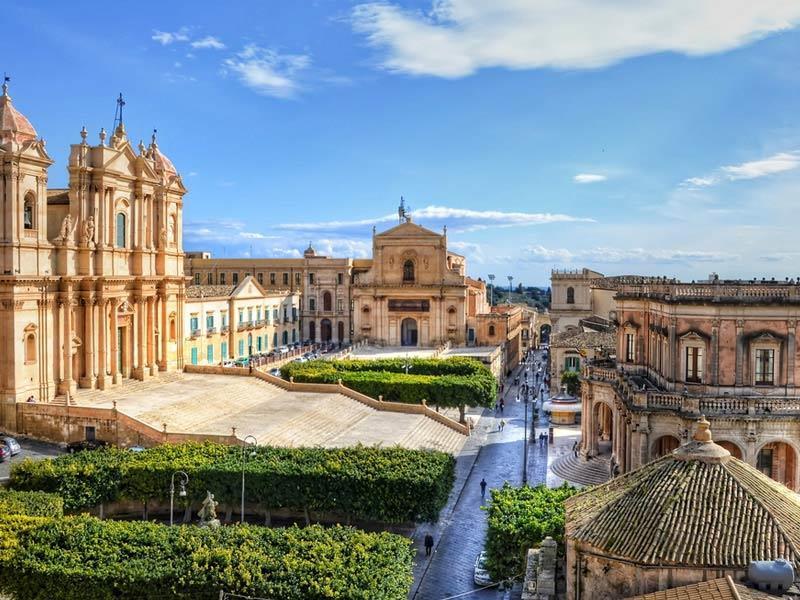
[0,437,64,480]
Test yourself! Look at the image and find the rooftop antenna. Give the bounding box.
[113,92,126,131]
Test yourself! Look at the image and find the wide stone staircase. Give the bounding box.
[550,453,611,487]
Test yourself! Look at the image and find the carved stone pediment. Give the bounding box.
[679,330,709,342]
[117,300,134,314]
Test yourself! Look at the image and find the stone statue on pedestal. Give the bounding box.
[198,491,220,528]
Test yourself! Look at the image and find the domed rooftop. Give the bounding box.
[566,417,800,569]
[147,130,177,176]
[0,81,38,146]
[303,242,316,258]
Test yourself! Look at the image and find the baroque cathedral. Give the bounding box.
[0,82,186,429]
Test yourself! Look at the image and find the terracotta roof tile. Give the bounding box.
[626,576,778,600]
[0,92,37,145]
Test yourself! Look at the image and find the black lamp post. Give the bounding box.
[169,470,188,526]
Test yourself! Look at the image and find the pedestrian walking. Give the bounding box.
[424,533,434,556]
[494,401,499,414]
[480,478,487,499]
[499,419,506,431]
[572,440,579,458]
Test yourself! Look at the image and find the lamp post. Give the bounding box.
[169,470,188,526]
[507,275,514,296]
[240,435,258,524]
[402,354,413,375]
[488,274,495,305]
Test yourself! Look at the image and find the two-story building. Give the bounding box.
[184,276,299,364]
[580,278,800,491]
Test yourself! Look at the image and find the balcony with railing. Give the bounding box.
[221,325,230,334]
[206,327,217,336]
[190,328,202,339]
[583,362,800,419]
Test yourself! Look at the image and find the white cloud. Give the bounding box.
[276,204,593,235]
[574,173,607,184]
[682,151,800,187]
[351,1,800,78]
[191,36,226,50]
[152,28,190,46]
[524,245,735,264]
[721,152,800,180]
[223,44,311,98]
[448,240,484,262]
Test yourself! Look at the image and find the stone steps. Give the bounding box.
[398,416,467,454]
[550,454,611,487]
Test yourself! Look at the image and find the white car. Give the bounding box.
[474,551,493,586]
[278,346,290,355]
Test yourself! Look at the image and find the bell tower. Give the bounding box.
[0,79,53,275]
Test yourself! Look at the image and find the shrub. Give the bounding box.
[0,490,63,518]
[484,483,578,581]
[0,515,413,600]
[282,358,497,421]
[11,443,455,523]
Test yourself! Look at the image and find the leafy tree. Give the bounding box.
[560,370,581,396]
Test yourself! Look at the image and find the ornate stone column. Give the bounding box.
[80,297,96,388]
[97,299,108,389]
[787,319,796,389]
[735,319,745,387]
[668,317,677,385]
[110,298,120,384]
[147,297,156,375]
[159,293,168,371]
[58,296,76,397]
[133,297,147,380]
[710,318,720,386]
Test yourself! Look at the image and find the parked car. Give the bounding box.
[278,346,290,355]
[222,360,236,367]
[66,439,109,454]
[294,357,307,363]
[1,436,21,456]
[473,551,493,587]
[0,444,10,462]
[268,368,281,377]
[127,445,146,453]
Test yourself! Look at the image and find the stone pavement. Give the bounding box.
[71,373,467,454]
[411,351,551,600]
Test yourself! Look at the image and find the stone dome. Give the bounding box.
[303,242,316,258]
[0,82,38,146]
[566,417,800,569]
[147,131,177,176]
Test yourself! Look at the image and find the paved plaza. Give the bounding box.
[72,373,467,454]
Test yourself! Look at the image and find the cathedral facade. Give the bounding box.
[0,83,186,429]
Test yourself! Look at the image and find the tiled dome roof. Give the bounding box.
[0,83,37,145]
[566,418,800,569]
[153,147,177,175]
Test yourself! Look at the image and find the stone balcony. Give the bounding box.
[583,363,800,418]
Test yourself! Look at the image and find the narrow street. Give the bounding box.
[411,350,551,600]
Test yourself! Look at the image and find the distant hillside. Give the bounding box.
[489,286,550,311]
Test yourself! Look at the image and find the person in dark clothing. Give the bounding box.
[424,533,434,556]
[480,478,487,499]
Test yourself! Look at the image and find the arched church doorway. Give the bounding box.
[652,435,680,458]
[337,321,345,343]
[593,402,613,455]
[308,321,316,342]
[758,442,797,489]
[401,318,418,347]
[540,324,551,344]
[321,319,332,342]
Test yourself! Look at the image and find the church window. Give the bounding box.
[309,298,316,311]
[283,273,289,285]
[566,287,575,304]
[232,273,239,286]
[488,325,496,337]
[207,273,213,285]
[23,194,35,230]
[219,273,226,285]
[295,272,301,286]
[116,213,127,248]
[309,273,315,284]
[337,273,343,285]
[323,292,332,312]
[403,260,415,283]
[257,273,263,285]
[169,315,176,341]
[24,333,36,363]
[194,273,200,285]
[565,356,580,372]
[755,348,775,385]
[685,346,703,383]
[625,333,636,362]
[270,273,276,285]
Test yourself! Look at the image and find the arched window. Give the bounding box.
[116,213,127,248]
[24,333,36,363]
[23,194,35,230]
[323,291,332,312]
[403,260,415,282]
[488,325,496,337]
[309,298,316,311]
[566,286,575,304]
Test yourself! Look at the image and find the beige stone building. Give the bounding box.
[550,268,616,334]
[184,275,300,365]
[580,277,800,491]
[566,418,800,599]
[0,84,185,430]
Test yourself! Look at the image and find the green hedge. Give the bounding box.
[484,483,578,581]
[0,490,63,518]
[282,358,497,414]
[0,515,413,600]
[10,442,455,523]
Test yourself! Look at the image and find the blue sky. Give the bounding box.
[4,1,800,285]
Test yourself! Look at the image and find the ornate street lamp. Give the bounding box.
[169,470,188,526]
[240,435,258,524]
[488,274,496,305]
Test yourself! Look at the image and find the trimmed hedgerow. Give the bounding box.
[282,357,497,419]
[10,442,455,523]
[0,515,414,600]
[483,483,578,582]
[0,490,63,518]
